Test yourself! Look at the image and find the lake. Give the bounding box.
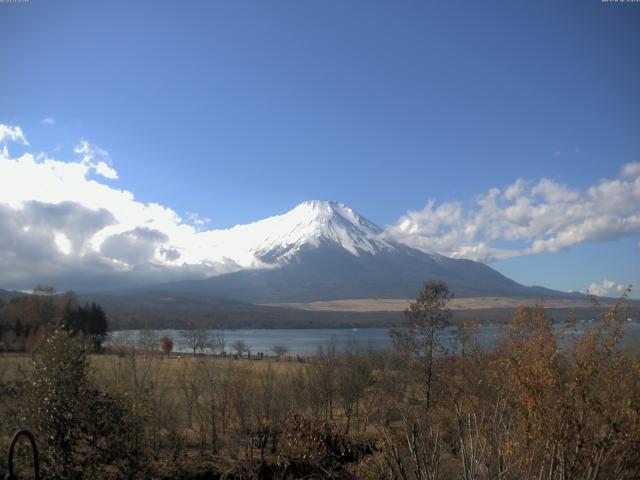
[108,320,640,356]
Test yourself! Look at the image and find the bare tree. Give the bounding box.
[455,320,480,357]
[314,337,339,421]
[105,333,175,457]
[337,341,373,433]
[254,366,291,461]
[181,326,212,356]
[211,332,227,355]
[272,343,288,358]
[379,413,441,480]
[195,356,226,453]
[138,329,159,353]
[107,330,136,355]
[178,358,212,454]
[390,280,452,416]
[230,367,256,459]
[232,339,249,357]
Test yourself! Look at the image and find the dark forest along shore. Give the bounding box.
[108,320,640,356]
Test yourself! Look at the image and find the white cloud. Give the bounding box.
[0,124,260,290]
[583,278,627,298]
[74,140,119,179]
[54,232,72,255]
[622,162,640,179]
[186,211,212,230]
[0,125,28,144]
[41,117,56,126]
[531,178,579,203]
[386,166,640,262]
[94,161,119,180]
[0,125,28,158]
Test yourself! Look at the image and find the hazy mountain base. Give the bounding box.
[78,291,630,330]
[152,242,570,303]
[3,288,635,330]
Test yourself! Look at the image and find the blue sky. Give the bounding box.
[0,0,639,296]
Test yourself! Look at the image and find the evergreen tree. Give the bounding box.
[31,326,92,478]
[31,326,145,478]
[87,303,108,352]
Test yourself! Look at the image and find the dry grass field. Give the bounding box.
[0,351,304,388]
[265,296,618,312]
[2,297,639,479]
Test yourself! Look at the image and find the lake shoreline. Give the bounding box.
[107,320,640,356]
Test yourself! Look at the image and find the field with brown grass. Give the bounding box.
[265,296,619,312]
[1,293,639,479]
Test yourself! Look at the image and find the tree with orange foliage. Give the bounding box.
[160,336,173,356]
[494,296,640,479]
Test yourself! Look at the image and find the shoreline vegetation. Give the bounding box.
[1,283,639,479]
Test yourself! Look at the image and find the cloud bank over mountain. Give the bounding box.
[0,125,247,289]
[0,123,638,293]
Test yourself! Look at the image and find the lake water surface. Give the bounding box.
[109,321,640,356]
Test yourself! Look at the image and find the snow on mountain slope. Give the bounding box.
[146,200,579,302]
[250,200,395,261]
[193,200,396,268]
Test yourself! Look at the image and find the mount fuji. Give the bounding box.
[153,200,567,303]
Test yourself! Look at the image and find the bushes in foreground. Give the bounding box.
[0,284,638,479]
[378,285,640,480]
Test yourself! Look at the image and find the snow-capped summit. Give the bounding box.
[196,200,394,269]
[250,200,394,262]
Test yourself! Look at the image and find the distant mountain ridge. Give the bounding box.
[0,288,26,302]
[149,200,579,303]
